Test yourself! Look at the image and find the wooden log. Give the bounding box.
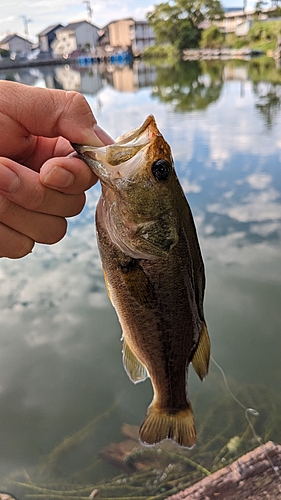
[167,441,281,500]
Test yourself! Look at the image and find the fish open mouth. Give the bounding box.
[114,115,160,146]
[72,115,162,185]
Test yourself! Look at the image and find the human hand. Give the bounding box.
[0,80,113,258]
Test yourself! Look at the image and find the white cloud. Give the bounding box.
[181,178,202,194]
[250,221,281,237]
[247,173,272,190]
[0,0,153,40]
[207,188,281,223]
[0,192,110,353]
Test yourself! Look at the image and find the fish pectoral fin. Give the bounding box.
[120,261,157,308]
[139,404,196,448]
[102,267,113,303]
[122,339,148,384]
[192,322,210,381]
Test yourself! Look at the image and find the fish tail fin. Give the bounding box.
[139,404,196,448]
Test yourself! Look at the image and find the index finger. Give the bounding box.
[0,81,112,147]
[40,155,98,194]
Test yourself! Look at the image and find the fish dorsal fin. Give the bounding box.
[192,323,210,381]
[120,261,157,309]
[122,339,148,384]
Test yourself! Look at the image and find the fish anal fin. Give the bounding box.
[120,261,156,308]
[139,404,196,449]
[123,339,148,384]
[192,323,210,381]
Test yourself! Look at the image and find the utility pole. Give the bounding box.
[83,1,93,21]
[20,15,33,38]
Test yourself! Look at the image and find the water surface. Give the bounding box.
[0,58,281,496]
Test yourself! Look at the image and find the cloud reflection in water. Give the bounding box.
[0,60,281,481]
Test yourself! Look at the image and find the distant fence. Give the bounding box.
[0,51,134,71]
[182,48,264,60]
[77,51,133,67]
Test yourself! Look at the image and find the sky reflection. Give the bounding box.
[0,60,281,487]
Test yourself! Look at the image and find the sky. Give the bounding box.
[0,0,257,42]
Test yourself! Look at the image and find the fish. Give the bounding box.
[72,115,210,448]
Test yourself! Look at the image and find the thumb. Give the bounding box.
[0,81,114,146]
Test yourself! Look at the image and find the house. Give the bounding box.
[99,18,133,51]
[131,21,155,56]
[102,62,157,92]
[51,20,99,56]
[54,66,103,94]
[37,24,63,54]
[235,19,254,37]
[99,18,155,56]
[217,6,279,35]
[0,33,32,56]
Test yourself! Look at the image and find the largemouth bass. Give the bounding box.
[73,116,210,448]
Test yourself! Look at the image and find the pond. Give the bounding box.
[0,58,281,499]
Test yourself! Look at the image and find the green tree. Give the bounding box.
[147,0,224,51]
[255,0,268,10]
[254,0,268,18]
[151,60,224,112]
[200,24,225,48]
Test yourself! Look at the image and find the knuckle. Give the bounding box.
[27,183,48,212]
[0,195,10,215]
[63,91,95,126]
[67,91,91,114]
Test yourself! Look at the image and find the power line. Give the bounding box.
[83,1,93,21]
[19,15,33,38]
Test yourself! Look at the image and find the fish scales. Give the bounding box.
[73,115,210,448]
[96,218,196,405]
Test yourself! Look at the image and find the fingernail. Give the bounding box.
[93,124,114,145]
[42,166,75,188]
[0,164,20,192]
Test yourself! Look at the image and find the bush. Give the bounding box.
[232,38,249,49]
[248,20,281,45]
[143,44,178,61]
[0,48,10,58]
[200,25,225,49]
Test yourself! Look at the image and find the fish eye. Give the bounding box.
[151,159,172,182]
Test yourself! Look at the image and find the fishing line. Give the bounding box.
[211,355,281,487]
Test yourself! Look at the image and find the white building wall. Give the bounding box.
[52,31,77,55]
[8,37,31,55]
[76,23,99,49]
[236,20,253,36]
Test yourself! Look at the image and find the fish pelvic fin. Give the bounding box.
[139,404,196,448]
[123,339,148,384]
[192,322,210,381]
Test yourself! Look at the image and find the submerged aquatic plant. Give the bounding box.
[2,378,281,500]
